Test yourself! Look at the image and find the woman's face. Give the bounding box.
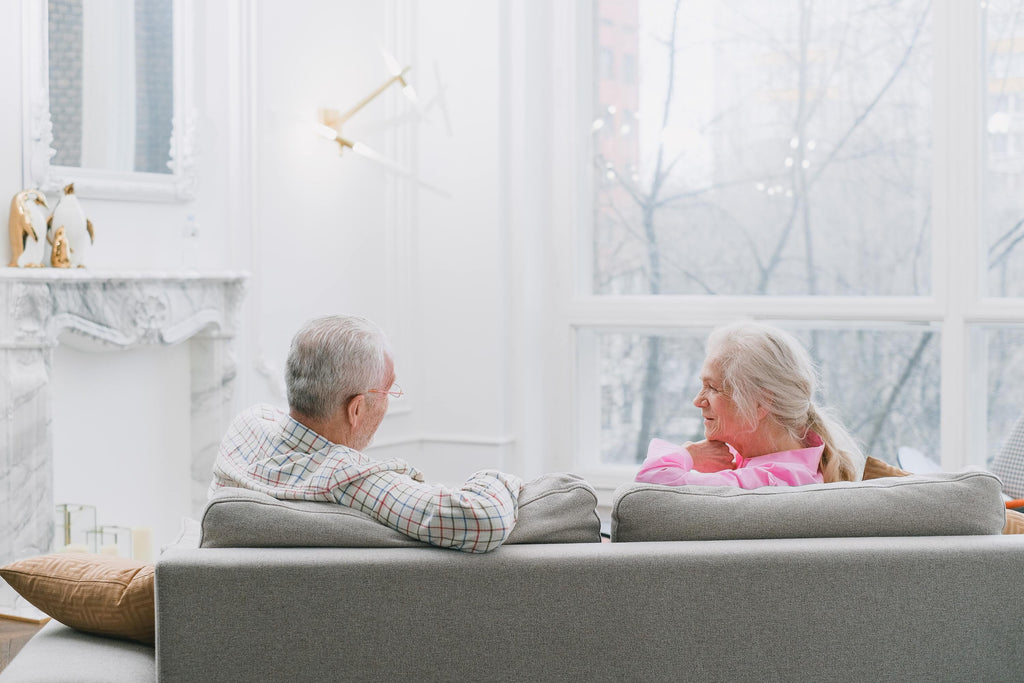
[693,357,747,444]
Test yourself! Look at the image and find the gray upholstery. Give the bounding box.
[156,538,1024,682]
[200,472,601,548]
[200,487,424,548]
[0,620,154,682]
[504,472,601,543]
[612,470,1006,542]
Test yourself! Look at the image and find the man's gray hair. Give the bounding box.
[286,315,391,419]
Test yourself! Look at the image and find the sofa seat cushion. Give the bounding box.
[0,619,154,682]
[200,472,601,548]
[612,470,1006,542]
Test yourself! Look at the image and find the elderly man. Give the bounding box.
[210,315,522,553]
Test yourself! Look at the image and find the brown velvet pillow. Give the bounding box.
[0,553,154,644]
[862,456,911,480]
[1003,508,1024,534]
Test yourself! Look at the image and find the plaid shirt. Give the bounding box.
[210,404,522,553]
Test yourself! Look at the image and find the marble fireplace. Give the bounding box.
[0,269,246,566]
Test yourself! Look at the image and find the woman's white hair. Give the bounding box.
[286,315,391,419]
[705,321,864,482]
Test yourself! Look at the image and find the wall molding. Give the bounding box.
[226,0,260,407]
[382,0,419,419]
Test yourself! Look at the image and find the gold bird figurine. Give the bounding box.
[50,225,71,268]
[48,183,93,267]
[8,189,49,267]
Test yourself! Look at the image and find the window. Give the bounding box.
[986,2,1024,298]
[593,0,931,297]
[599,46,615,80]
[558,1,1024,479]
[580,326,940,468]
[623,53,636,85]
[981,326,1024,465]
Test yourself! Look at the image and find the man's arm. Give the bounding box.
[337,468,522,553]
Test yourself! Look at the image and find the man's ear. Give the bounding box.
[346,393,365,429]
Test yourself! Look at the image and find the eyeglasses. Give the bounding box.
[368,382,403,398]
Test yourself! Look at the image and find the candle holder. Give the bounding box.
[86,525,133,558]
[54,503,97,553]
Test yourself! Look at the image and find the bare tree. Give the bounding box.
[594,0,942,463]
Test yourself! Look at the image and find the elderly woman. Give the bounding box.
[636,321,865,488]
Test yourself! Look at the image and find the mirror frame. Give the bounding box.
[21,0,196,202]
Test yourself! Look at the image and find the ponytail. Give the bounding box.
[806,403,864,482]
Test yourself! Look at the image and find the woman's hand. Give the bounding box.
[683,440,736,473]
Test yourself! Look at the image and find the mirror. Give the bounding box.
[23,0,196,201]
[49,0,174,175]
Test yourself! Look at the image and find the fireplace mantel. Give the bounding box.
[0,269,247,564]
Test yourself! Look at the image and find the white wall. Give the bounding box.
[0,0,541,552]
[403,0,515,480]
[244,0,400,404]
[51,344,192,551]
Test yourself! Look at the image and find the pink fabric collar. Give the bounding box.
[733,431,824,471]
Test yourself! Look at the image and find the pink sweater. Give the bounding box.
[635,434,824,489]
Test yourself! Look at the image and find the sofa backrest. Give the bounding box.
[156,537,1024,682]
[200,472,601,548]
[612,470,1006,542]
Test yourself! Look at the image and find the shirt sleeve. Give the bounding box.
[634,439,817,489]
[634,438,697,484]
[335,468,523,553]
[636,462,803,488]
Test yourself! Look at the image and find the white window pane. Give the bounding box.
[594,329,707,464]
[588,326,939,467]
[593,0,932,296]
[982,326,1024,465]
[984,5,1024,297]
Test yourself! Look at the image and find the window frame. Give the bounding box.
[500,2,1024,494]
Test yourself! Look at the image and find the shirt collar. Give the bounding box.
[277,410,333,453]
[734,431,825,469]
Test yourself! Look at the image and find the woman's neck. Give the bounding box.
[732,421,806,459]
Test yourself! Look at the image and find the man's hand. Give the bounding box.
[683,440,736,473]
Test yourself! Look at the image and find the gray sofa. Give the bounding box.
[5,471,1024,682]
